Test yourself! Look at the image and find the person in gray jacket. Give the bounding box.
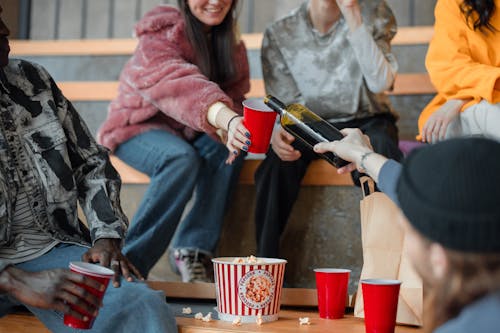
[315,130,500,333]
[0,7,176,332]
[255,0,403,258]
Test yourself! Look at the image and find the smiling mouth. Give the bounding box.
[204,7,224,14]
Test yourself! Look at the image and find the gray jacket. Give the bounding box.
[261,0,398,122]
[0,59,128,271]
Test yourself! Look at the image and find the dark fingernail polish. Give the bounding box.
[245,132,251,138]
[233,150,238,155]
[246,140,251,145]
[242,146,248,151]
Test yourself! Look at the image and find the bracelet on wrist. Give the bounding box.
[359,151,374,173]
[226,114,241,131]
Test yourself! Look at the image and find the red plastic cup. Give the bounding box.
[242,98,277,154]
[361,279,402,333]
[314,268,351,319]
[64,262,114,329]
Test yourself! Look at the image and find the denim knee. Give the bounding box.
[153,143,201,179]
[98,281,177,333]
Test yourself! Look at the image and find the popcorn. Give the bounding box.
[232,316,242,326]
[247,255,259,263]
[299,317,311,325]
[194,312,204,320]
[182,307,192,315]
[232,255,261,264]
[256,313,263,326]
[232,257,246,264]
[202,312,212,322]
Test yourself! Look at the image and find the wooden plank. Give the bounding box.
[0,313,50,333]
[176,311,422,333]
[392,73,436,95]
[9,26,434,57]
[239,159,353,186]
[58,81,119,101]
[392,26,434,45]
[10,39,139,56]
[0,310,422,333]
[110,155,150,184]
[55,74,435,104]
[111,154,352,186]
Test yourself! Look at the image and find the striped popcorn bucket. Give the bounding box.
[212,257,287,323]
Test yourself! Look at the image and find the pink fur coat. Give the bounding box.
[97,5,250,152]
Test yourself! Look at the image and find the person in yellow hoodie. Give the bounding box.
[419,0,500,143]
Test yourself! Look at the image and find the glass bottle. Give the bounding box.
[264,95,348,168]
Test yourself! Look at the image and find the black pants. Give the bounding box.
[254,114,403,258]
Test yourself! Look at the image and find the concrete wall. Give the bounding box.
[27,0,437,39]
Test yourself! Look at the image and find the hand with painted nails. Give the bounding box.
[225,115,251,164]
[271,127,301,162]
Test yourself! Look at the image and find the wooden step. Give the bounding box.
[110,155,354,186]
[57,74,435,103]
[9,26,434,57]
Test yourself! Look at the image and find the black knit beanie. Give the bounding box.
[396,137,500,253]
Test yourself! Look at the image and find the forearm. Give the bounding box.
[348,24,397,93]
[357,151,389,183]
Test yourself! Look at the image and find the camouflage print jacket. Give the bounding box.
[0,59,128,256]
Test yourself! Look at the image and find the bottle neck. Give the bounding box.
[263,95,286,116]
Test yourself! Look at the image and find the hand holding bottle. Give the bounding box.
[314,128,388,182]
[263,95,348,168]
[271,127,302,162]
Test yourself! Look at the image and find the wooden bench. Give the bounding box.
[0,281,423,333]
[10,26,433,56]
[0,310,422,333]
[9,26,435,187]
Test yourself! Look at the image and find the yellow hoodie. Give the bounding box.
[418,0,500,139]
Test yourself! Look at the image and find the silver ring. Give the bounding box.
[110,260,120,268]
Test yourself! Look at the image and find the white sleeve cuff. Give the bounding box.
[207,102,228,127]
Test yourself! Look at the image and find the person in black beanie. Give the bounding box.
[314,129,500,333]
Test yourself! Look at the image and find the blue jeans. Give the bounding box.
[116,130,244,277]
[0,244,177,333]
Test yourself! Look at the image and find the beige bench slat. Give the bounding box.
[59,81,119,101]
[110,155,150,184]
[10,39,138,56]
[58,74,435,102]
[392,73,435,95]
[110,154,352,186]
[9,26,434,57]
[392,25,434,45]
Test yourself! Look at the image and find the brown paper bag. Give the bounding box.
[353,177,423,326]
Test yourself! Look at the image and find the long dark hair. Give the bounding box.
[460,0,497,32]
[178,0,239,86]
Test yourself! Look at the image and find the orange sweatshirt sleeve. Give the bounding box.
[425,0,500,102]
[418,0,500,137]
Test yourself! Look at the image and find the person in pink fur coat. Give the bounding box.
[98,0,250,283]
